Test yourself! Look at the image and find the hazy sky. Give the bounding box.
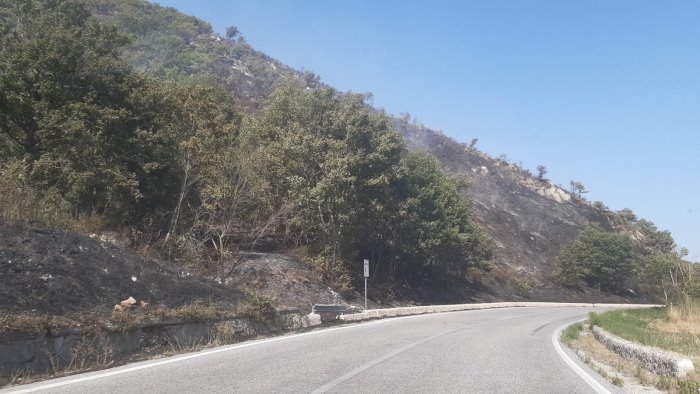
[154,0,699,261]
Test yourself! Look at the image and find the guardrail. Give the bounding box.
[312,304,350,314]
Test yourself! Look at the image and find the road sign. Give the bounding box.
[363,259,369,311]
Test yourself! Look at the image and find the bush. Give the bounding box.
[561,322,582,344]
[559,228,635,292]
[588,311,601,328]
[239,293,276,324]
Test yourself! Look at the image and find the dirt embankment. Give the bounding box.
[0,219,353,318]
[0,219,241,315]
[0,216,640,321]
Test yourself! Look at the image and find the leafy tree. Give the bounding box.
[569,180,587,198]
[592,201,608,211]
[225,25,239,41]
[617,208,637,222]
[242,82,491,283]
[559,228,635,291]
[636,219,675,254]
[536,165,547,181]
[640,249,700,303]
[383,152,492,278]
[0,0,180,222]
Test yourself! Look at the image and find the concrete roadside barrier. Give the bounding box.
[337,302,662,323]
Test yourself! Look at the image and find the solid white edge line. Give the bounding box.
[6,306,619,393]
[4,307,502,393]
[552,319,612,394]
[3,317,398,393]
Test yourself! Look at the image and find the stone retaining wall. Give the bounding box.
[592,326,694,377]
[0,309,308,380]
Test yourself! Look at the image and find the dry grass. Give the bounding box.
[48,338,115,375]
[572,329,661,389]
[594,308,700,358]
[656,304,700,336]
[0,313,78,336]
[1,305,256,388]
[237,292,276,324]
[0,303,238,336]
[108,303,236,332]
[566,322,700,393]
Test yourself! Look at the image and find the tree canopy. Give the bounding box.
[0,1,492,289]
[559,228,635,291]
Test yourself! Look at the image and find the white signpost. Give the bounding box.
[363,259,369,310]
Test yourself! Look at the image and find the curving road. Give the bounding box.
[4,306,622,394]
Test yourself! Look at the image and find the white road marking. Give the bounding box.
[3,317,400,393]
[4,307,592,393]
[5,308,507,393]
[551,320,612,394]
[311,310,554,392]
[311,326,471,393]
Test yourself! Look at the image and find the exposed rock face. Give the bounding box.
[398,122,616,294]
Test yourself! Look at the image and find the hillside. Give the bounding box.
[93,0,657,300]
[0,0,678,309]
[399,123,617,298]
[0,218,240,314]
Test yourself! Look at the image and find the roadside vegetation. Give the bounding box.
[588,308,700,357]
[0,0,492,293]
[561,222,700,392]
[561,321,582,345]
[566,308,700,393]
[558,221,697,300]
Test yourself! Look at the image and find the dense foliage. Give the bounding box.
[560,224,698,301]
[0,0,491,289]
[559,228,635,291]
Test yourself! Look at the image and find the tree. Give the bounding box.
[241,82,492,283]
[225,25,239,41]
[0,0,181,222]
[385,152,492,279]
[469,138,478,149]
[636,219,676,254]
[640,249,699,304]
[241,82,404,282]
[617,208,637,222]
[592,201,608,211]
[536,165,547,181]
[559,228,635,291]
[569,180,587,198]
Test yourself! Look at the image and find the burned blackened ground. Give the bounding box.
[0,219,240,315]
[398,122,646,302]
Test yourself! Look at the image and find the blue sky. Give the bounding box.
[154,0,699,261]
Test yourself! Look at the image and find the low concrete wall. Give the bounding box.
[0,309,307,380]
[338,302,661,322]
[592,326,695,377]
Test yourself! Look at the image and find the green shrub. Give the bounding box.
[239,293,276,324]
[561,322,582,344]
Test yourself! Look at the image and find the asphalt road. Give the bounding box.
[4,306,622,394]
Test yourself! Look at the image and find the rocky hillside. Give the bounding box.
[0,0,670,308]
[86,0,668,301]
[398,122,621,297]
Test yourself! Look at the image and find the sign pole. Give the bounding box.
[363,259,369,310]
